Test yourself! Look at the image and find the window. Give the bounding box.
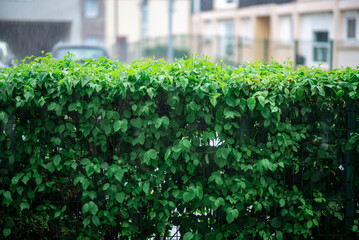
[241,18,253,44]
[314,31,328,42]
[279,15,292,44]
[85,0,99,18]
[219,20,235,59]
[204,21,213,42]
[313,31,329,62]
[344,11,359,41]
[347,17,356,39]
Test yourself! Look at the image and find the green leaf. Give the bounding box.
[116,192,126,203]
[143,182,150,195]
[172,189,180,198]
[247,97,256,111]
[257,95,265,107]
[133,132,145,146]
[215,157,227,168]
[89,201,98,215]
[0,111,8,124]
[103,183,110,191]
[307,220,313,229]
[260,106,271,119]
[92,215,100,226]
[68,103,77,111]
[11,173,24,185]
[161,116,170,129]
[183,192,190,202]
[80,158,90,165]
[54,210,61,218]
[113,119,128,132]
[3,228,11,238]
[188,187,196,200]
[46,162,55,173]
[279,199,285,207]
[130,118,142,128]
[53,155,61,167]
[144,149,157,165]
[121,119,128,132]
[154,118,162,129]
[214,197,225,208]
[297,87,304,98]
[83,217,91,227]
[270,217,282,228]
[47,102,57,111]
[181,139,191,149]
[52,137,61,146]
[210,93,221,107]
[183,232,194,240]
[3,191,12,207]
[204,114,211,124]
[225,207,239,223]
[215,176,223,185]
[71,162,77,170]
[186,112,195,123]
[82,203,90,214]
[113,120,122,132]
[215,124,222,133]
[114,168,125,182]
[20,202,30,211]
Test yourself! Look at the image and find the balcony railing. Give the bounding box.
[116,35,359,69]
[238,0,295,8]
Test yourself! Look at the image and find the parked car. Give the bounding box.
[0,40,16,68]
[51,43,109,61]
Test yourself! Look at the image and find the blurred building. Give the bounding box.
[191,0,359,69]
[0,0,106,60]
[82,0,106,45]
[104,0,192,61]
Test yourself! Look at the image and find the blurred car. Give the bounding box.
[0,40,16,68]
[51,43,109,60]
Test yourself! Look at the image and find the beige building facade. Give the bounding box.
[105,0,192,60]
[191,0,359,69]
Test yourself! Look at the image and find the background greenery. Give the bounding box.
[0,56,358,239]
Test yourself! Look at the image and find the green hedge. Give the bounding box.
[0,56,358,239]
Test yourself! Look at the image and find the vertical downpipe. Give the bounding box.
[294,40,298,68]
[329,40,334,70]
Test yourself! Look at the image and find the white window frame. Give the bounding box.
[241,17,253,45]
[279,15,293,45]
[344,12,359,42]
[312,31,330,63]
[218,20,235,60]
[204,21,214,43]
[193,0,201,13]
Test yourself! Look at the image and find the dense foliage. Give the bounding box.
[0,55,358,239]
